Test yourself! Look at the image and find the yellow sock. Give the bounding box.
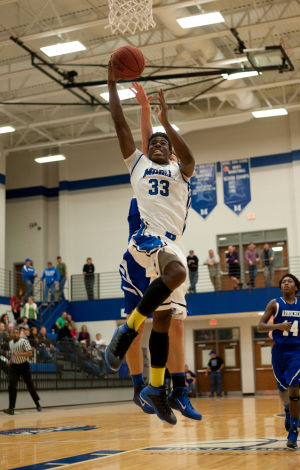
[150,367,165,387]
[126,308,146,332]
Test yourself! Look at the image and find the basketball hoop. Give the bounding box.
[108,0,156,34]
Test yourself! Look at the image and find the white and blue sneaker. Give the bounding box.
[133,385,155,414]
[140,385,177,425]
[105,324,138,371]
[168,387,202,421]
[287,428,298,450]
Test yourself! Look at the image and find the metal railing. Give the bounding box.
[0,340,131,392]
[71,272,123,301]
[1,256,300,303]
[0,268,13,298]
[69,256,300,300]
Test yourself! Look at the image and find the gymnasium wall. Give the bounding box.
[75,313,261,394]
[5,111,300,275]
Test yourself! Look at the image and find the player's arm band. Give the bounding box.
[289,396,300,401]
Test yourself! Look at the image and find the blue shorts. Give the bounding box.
[119,250,150,315]
[272,342,300,391]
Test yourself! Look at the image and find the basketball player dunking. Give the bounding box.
[105,61,195,425]
[119,82,201,421]
[258,274,300,449]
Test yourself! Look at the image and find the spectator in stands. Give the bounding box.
[9,289,25,321]
[6,323,15,342]
[77,341,104,377]
[21,258,37,301]
[226,245,242,290]
[23,296,38,327]
[0,323,9,371]
[28,326,39,349]
[90,341,106,375]
[67,314,77,339]
[16,316,29,328]
[0,322,7,342]
[82,257,95,300]
[0,313,9,329]
[203,249,221,291]
[245,243,260,288]
[95,333,106,346]
[38,326,56,362]
[205,350,224,397]
[55,311,67,332]
[56,256,68,301]
[187,249,199,293]
[185,364,197,397]
[260,243,275,287]
[78,324,90,346]
[40,262,60,305]
[38,326,52,346]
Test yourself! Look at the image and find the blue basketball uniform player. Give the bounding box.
[120,197,202,421]
[120,198,150,317]
[258,274,300,449]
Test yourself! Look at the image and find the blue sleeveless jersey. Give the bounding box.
[273,297,300,344]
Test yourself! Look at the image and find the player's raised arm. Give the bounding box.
[131,82,153,156]
[108,61,136,159]
[156,88,195,177]
[258,299,292,332]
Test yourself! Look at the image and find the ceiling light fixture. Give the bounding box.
[214,57,248,66]
[222,71,259,80]
[252,108,288,118]
[100,89,136,101]
[35,154,66,164]
[0,125,15,134]
[177,12,224,29]
[40,41,86,57]
[153,124,179,133]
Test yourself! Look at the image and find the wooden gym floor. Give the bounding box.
[0,396,299,469]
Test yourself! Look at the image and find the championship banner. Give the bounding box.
[222,159,251,215]
[190,163,217,219]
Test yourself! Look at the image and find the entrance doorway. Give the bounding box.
[253,327,277,391]
[194,328,241,395]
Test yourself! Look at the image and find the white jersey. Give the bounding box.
[124,149,190,239]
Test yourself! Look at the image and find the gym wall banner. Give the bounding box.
[222,159,251,215]
[190,163,217,219]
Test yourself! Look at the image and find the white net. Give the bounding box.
[108,0,156,34]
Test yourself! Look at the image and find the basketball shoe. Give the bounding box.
[140,385,177,425]
[168,387,202,420]
[105,324,138,371]
[133,385,155,414]
[287,429,298,449]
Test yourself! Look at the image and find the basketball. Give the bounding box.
[110,45,145,80]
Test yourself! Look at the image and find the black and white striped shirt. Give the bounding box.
[9,338,32,364]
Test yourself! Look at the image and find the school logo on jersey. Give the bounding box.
[144,438,286,453]
[0,424,99,435]
[143,168,172,178]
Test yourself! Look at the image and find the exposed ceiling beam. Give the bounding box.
[6,102,300,154]
[0,0,215,45]
[1,11,299,85]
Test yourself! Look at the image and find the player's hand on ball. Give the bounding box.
[278,321,292,332]
[108,60,119,82]
[155,88,168,125]
[131,82,153,107]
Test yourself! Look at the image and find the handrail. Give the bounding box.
[1,256,299,303]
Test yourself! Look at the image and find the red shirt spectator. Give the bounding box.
[9,289,25,320]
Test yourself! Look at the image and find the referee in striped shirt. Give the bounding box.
[3,326,42,415]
